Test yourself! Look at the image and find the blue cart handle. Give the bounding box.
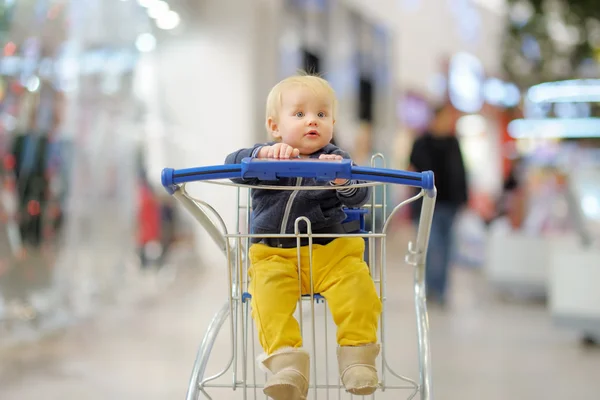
[162,158,435,197]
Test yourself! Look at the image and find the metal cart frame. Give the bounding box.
[161,155,437,400]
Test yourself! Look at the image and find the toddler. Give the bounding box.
[225,74,382,400]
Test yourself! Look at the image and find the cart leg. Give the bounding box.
[186,301,230,400]
[414,192,436,400]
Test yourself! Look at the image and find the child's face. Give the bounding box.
[269,86,335,155]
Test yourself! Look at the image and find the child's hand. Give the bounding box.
[319,154,349,185]
[259,143,300,159]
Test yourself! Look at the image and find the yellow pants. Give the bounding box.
[249,237,382,355]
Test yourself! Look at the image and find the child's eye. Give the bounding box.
[318,112,326,118]
[295,112,304,117]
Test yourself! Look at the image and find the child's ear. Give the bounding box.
[267,117,280,138]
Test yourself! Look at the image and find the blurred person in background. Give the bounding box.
[409,103,468,307]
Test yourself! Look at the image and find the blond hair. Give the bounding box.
[265,74,337,133]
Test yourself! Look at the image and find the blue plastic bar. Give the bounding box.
[161,164,242,194]
[240,157,353,180]
[161,157,435,195]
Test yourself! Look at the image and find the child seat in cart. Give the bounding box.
[161,155,437,400]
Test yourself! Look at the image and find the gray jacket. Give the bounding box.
[224,143,371,237]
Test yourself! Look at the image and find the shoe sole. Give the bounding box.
[347,385,378,396]
[264,383,305,400]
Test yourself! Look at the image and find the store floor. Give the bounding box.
[1,230,599,400]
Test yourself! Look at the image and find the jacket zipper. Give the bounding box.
[280,177,303,234]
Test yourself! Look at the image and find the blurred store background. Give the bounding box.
[0,0,599,399]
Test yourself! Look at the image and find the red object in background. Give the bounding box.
[4,42,16,57]
[137,183,161,245]
[3,154,16,170]
[10,81,24,95]
[498,108,522,179]
[499,112,513,179]
[27,200,41,216]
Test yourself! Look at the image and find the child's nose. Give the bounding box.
[307,116,318,126]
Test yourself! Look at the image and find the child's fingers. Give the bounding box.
[275,144,285,158]
[283,145,294,159]
[319,154,342,160]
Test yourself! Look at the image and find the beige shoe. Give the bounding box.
[259,348,310,400]
[337,343,380,395]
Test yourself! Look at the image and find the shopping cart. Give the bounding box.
[161,154,437,400]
